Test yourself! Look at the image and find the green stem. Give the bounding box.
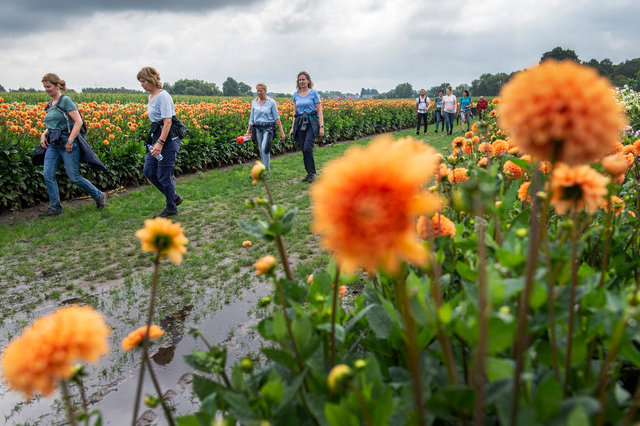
[598,209,614,289]
[472,196,488,426]
[74,376,89,425]
[397,274,426,426]
[60,380,78,426]
[510,166,543,426]
[541,198,560,381]
[563,209,580,397]
[143,355,177,426]
[352,385,374,426]
[427,236,458,386]
[132,255,160,426]
[595,316,627,426]
[330,267,341,367]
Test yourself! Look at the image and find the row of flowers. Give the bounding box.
[3,60,640,425]
[0,97,416,209]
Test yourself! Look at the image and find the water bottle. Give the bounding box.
[147,145,163,161]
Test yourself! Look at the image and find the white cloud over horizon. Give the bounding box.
[0,0,638,94]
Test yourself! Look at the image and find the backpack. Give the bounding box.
[45,94,88,137]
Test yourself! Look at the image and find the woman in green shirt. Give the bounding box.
[39,73,105,216]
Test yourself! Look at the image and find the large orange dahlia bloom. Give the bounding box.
[498,60,626,165]
[311,135,441,273]
[550,164,609,215]
[135,217,188,264]
[1,306,110,398]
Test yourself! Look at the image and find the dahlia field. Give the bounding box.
[3,60,640,425]
[0,96,416,209]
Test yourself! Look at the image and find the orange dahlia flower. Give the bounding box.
[416,213,456,239]
[122,325,165,352]
[492,139,509,156]
[539,161,552,174]
[452,137,465,149]
[472,136,480,144]
[517,181,531,202]
[521,154,531,163]
[498,60,627,165]
[478,142,494,157]
[465,131,474,138]
[477,157,489,167]
[602,195,625,216]
[448,168,469,184]
[438,163,450,180]
[462,141,473,155]
[242,240,252,247]
[310,135,441,273]
[1,306,110,398]
[135,217,188,265]
[254,255,276,275]
[504,160,524,179]
[601,154,628,175]
[550,164,609,215]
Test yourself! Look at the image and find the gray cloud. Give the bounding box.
[0,0,259,35]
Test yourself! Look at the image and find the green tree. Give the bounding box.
[392,82,415,99]
[427,83,451,97]
[0,83,5,92]
[169,79,221,96]
[222,77,240,96]
[541,46,580,62]
[238,82,253,95]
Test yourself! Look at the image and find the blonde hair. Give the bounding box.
[296,71,314,91]
[41,73,67,91]
[136,67,162,89]
[256,82,267,91]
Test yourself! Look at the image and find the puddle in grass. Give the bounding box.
[0,279,272,425]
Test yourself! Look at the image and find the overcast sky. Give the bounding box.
[0,0,638,94]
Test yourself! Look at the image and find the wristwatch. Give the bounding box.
[67,139,74,145]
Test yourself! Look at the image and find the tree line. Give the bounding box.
[1,48,639,98]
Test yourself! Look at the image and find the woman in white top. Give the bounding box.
[244,83,285,174]
[441,86,457,135]
[138,66,183,218]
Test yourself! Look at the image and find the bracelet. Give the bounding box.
[157,140,165,145]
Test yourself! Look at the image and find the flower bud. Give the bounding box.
[240,357,253,372]
[327,364,353,393]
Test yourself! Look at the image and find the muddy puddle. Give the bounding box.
[0,277,272,425]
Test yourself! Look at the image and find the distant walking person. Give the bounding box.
[441,86,457,135]
[434,89,445,133]
[244,83,286,175]
[458,90,473,132]
[138,66,183,218]
[39,73,106,216]
[415,89,431,135]
[476,95,489,120]
[290,71,324,183]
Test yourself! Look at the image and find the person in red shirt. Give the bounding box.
[476,96,489,120]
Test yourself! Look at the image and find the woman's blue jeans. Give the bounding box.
[255,127,271,171]
[435,110,444,132]
[444,112,456,133]
[43,143,103,211]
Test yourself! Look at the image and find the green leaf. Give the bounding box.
[260,372,284,405]
[272,311,289,342]
[533,375,563,422]
[438,303,453,325]
[192,374,218,402]
[486,357,514,382]
[281,207,298,234]
[237,219,274,241]
[566,404,589,426]
[496,248,526,270]
[308,269,333,301]
[261,347,296,366]
[176,414,206,426]
[220,389,254,421]
[366,304,394,339]
[487,315,517,354]
[326,402,360,426]
[291,315,313,353]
